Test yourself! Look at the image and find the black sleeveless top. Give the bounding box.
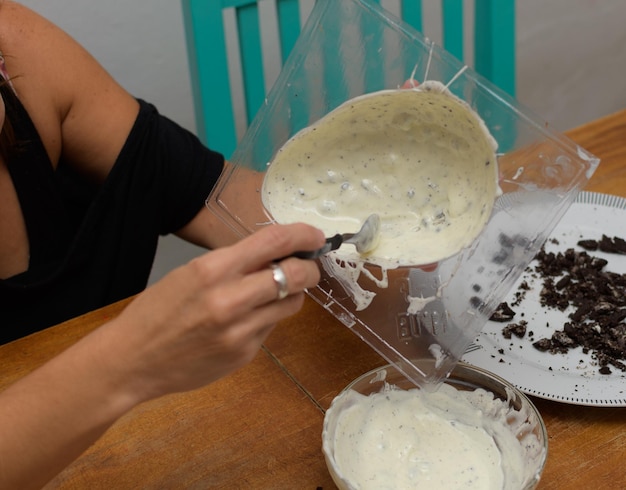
[0,84,224,343]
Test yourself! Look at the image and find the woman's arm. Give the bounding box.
[0,222,325,490]
[0,1,239,251]
[175,161,268,249]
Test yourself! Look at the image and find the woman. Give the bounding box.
[0,2,324,488]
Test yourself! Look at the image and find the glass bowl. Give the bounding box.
[322,362,548,489]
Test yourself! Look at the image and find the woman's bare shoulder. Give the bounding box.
[0,1,79,75]
[0,1,109,109]
[0,1,139,178]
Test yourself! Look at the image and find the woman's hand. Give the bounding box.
[0,222,324,490]
[98,222,325,403]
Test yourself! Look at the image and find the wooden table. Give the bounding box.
[2,110,626,489]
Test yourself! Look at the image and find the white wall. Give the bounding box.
[517,0,626,131]
[17,0,626,282]
[22,0,626,132]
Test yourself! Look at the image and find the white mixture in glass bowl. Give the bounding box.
[322,364,547,490]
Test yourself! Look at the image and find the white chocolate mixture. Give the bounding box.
[323,381,542,490]
[262,81,499,268]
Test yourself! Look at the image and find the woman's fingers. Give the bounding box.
[248,292,306,341]
[402,78,419,89]
[216,223,326,275]
[101,224,328,402]
[199,257,320,321]
[265,257,321,301]
[179,223,324,314]
[197,291,306,376]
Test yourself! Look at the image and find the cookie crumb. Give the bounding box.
[504,238,626,374]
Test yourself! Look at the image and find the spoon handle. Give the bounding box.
[289,233,350,259]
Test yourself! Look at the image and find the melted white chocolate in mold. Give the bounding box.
[262,80,499,310]
[263,81,499,264]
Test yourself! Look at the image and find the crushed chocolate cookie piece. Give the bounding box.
[510,280,530,307]
[502,321,527,339]
[555,275,571,289]
[552,329,576,348]
[490,302,516,322]
[506,237,626,374]
[532,338,552,352]
[577,239,598,251]
[531,329,572,354]
[570,302,594,323]
[598,235,626,255]
[539,277,570,311]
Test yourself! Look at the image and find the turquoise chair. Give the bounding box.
[182,0,516,158]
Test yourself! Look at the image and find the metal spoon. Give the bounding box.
[291,214,381,259]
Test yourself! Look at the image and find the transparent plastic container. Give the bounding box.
[205,0,599,387]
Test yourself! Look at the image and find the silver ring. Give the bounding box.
[270,263,289,300]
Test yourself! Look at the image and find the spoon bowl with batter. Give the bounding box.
[290,213,381,259]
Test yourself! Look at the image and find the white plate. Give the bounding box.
[463,192,626,406]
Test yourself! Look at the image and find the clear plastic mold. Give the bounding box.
[205,0,599,387]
